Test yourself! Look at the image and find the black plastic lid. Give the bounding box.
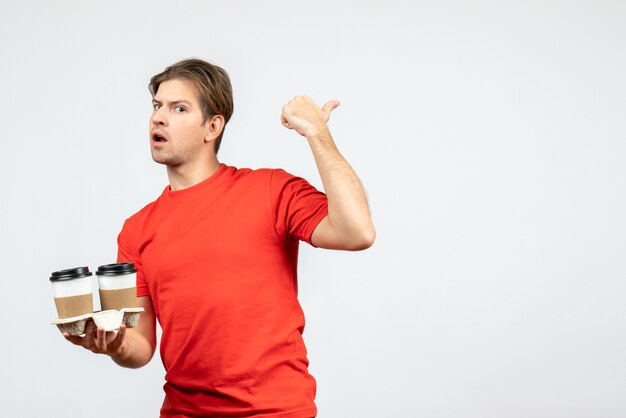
[50,266,93,282]
[96,262,137,276]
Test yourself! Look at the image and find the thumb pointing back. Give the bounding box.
[322,100,340,117]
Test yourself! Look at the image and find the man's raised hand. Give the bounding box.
[281,96,339,139]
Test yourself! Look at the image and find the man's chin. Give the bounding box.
[151,153,182,167]
[151,154,166,165]
[151,150,169,164]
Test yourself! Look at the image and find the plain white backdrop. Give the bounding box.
[1,1,625,417]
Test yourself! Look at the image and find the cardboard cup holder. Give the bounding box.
[51,307,145,336]
[50,264,142,336]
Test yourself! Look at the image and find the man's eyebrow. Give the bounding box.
[152,99,193,106]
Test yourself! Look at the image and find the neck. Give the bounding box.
[166,156,221,191]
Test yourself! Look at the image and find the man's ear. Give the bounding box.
[204,115,225,143]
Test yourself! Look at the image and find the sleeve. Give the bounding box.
[117,219,150,297]
[270,168,329,246]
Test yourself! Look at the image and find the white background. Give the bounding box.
[1,1,625,417]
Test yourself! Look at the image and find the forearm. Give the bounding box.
[306,129,375,244]
[280,95,375,249]
[111,328,155,369]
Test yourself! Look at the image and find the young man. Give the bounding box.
[64,58,375,417]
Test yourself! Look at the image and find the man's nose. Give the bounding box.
[151,108,167,126]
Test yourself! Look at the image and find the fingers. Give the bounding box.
[61,319,124,356]
[281,95,339,136]
[81,320,97,351]
[280,111,292,130]
[61,320,104,353]
[106,325,126,353]
[282,96,339,120]
[95,326,119,352]
[63,332,84,346]
[96,326,107,352]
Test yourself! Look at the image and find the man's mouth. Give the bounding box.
[152,132,168,143]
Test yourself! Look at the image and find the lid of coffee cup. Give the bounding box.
[96,262,137,276]
[50,266,93,282]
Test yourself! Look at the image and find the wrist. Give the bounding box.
[305,128,334,146]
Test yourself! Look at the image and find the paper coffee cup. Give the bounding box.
[96,263,138,311]
[50,267,94,319]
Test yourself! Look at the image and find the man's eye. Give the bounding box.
[152,104,161,110]
[175,106,186,113]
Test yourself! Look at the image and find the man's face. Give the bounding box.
[149,78,209,167]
